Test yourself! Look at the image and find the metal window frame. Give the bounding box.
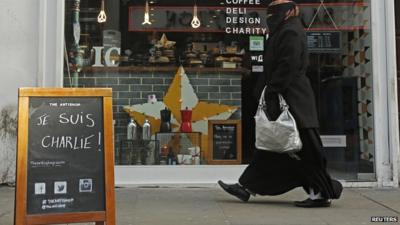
[38,0,64,87]
[371,0,399,187]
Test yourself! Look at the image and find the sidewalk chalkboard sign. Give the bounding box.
[15,88,115,225]
[208,120,241,165]
[307,31,341,53]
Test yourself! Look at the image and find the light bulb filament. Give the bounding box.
[142,0,152,25]
[97,0,106,23]
[191,16,200,28]
[98,10,107,23]
[142,13,151,25]
[191,4,201,28]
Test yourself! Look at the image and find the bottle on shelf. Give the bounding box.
[167,148,176,165]
[180,107,192,132]
[160,107,172,132]
[142,119,152,140]
[127,118,138,140]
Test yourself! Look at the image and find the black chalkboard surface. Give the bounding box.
[208,120,242,165]
[212,124,237,160]
[15,88,115,225]
[307,31,341,53]
[27,97,105,214]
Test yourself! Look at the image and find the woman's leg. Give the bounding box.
[238,150,303,196]
[297,129,343,200]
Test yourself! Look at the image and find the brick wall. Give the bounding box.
[64,70,242,163]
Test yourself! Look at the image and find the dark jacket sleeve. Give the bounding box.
[266,29,302,93]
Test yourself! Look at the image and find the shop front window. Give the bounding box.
[64,0,375,181]
[301,0,375,181]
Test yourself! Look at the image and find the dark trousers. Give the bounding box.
[239,128,342,199]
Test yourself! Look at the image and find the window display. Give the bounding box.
[63,0,375,181]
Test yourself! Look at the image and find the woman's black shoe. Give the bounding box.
[332,179,343,199]
[218,180,250,202]
[294,198,331,208]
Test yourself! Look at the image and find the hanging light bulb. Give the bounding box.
[191,4,201,29]
[142,0,152,25]
[97,0,107,23]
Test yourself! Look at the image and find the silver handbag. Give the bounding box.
[254,86,302,156]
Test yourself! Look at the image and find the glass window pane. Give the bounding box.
[298,0,375,181]
[63,0,376,181]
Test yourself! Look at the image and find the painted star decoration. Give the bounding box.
[123,66,238,136]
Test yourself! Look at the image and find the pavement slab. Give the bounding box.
[1,185,399,225]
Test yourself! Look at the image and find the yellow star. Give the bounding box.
[124,66,238,161]
[125,66,237,134]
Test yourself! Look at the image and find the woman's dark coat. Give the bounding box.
[241,16,342,199]
[254,16,318,128]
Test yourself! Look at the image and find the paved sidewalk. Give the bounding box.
[1,184,399,225]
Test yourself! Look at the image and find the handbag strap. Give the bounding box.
[258,86,267,107]
[259,85,289,111]
[278,94,289,110]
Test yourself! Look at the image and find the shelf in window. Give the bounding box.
[298,2,369,7]
[306,26,370,31]
[214,53,245,57]
[80,17,98,23]
[129,27,369,33]
[80,8,100,14]
[82,66,250,75]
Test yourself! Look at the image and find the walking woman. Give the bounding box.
[218,0,342,207]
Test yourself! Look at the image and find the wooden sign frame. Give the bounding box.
[15,88,115,225]
[208,120,242,165]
